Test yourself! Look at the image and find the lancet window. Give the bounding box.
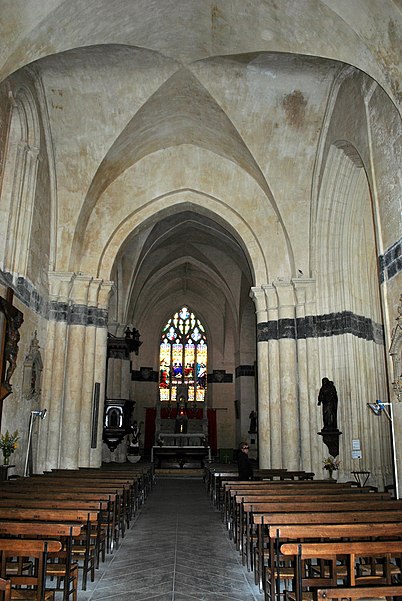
[159,306,207,402]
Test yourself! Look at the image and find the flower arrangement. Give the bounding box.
[0,430,19,465]
[323,456,340,471]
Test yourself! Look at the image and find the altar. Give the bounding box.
[151,445,211,468]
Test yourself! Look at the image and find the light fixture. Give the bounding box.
[367,400,398,499]
[24,408,47,477]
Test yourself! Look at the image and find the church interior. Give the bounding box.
[0,1,401,495]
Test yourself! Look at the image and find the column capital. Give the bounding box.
[48,271,75,302]
[273,280,296,307]
[70,274,93,305]
[250,286,268,323]
[97,280,115,310]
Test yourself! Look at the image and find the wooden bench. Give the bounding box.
[0,522,82,601]
[0,577,11,601]
[240,499,402,570]
[2,479,124,550]
[252,511,402,599]
[233,492,390,555]
[0,508,99,591]
[280,540,402,601]
[262,523,402,601]
[0,539,62,601]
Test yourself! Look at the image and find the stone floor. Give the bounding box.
[79,475,264,601]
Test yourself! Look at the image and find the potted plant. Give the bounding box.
[323,455,340,480]
[0,430,19,465]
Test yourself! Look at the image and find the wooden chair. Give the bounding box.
[0,539,62,601]
[281,541,402,601]
[0,578,11,601]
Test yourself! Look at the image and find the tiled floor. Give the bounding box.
[80,475,264,601]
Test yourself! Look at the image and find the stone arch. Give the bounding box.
[314,139,391,487]
[1,83,41,277]
[95,190,269,286]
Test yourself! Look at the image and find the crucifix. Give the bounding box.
[0,287,24,427]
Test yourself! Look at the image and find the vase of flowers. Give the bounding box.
[323,455,340,480]
[0,430,19,465]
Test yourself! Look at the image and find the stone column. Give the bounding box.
[41,272,74,471]
[263,284,282,468]
[274,281,299,469]
[17,145,40,276]
[250,286,269,467]
[59,275,92,468]
[78,279,103,466]
[293,278,316,471]
[90,281,113,467]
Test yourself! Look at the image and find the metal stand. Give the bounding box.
[23,409,47,477]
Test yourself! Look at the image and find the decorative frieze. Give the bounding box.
[379,239,402,283]
[257,311,384,344]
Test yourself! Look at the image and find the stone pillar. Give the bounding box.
[250,286,269,467]
[60,275,92,468]
[78,279,103,466]
[17,145,40,276]
[293,278,317,471]
[41,273,74,472]
[274,281,299,469]
[263,284,282,468]
[90,281,113,467]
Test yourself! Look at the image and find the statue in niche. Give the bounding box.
[249,410,257,433]
[22,331,43,401]
[3,308,23,390]
[318,377,338,431]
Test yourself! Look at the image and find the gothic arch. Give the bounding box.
[95,191,269,286]
[2,83,41,277]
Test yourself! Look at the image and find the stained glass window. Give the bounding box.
[159,306,207,402]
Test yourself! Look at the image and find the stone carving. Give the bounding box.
[318,377,338,432]
[390,295,402,402]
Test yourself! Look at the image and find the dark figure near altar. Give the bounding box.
[318,377,338,431]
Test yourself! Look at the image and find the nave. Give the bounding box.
[80,476,263,601]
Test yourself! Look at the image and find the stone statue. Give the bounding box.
[318,377,338,431]
[249,410,257,433]
[2,304,23,389]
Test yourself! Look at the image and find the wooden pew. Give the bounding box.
[2,479,124,550]
[222,482,367,542]
[262,523,402,601]
[242,500,402,568]
[0,577,11,601]
[0,539,62,601]
[253,511,402,599]
[233,492,390,555]
[0,508,99,591]
[0,522,82,601]
[228,489,388,540]
[280,540,402,601]
[0,497,109,563]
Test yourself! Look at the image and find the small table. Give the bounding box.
[351,470,370,487]
[0,464,15,481]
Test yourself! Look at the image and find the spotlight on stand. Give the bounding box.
[367,400,398,499]
[24,408,47,477]
[367,400,391,421]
